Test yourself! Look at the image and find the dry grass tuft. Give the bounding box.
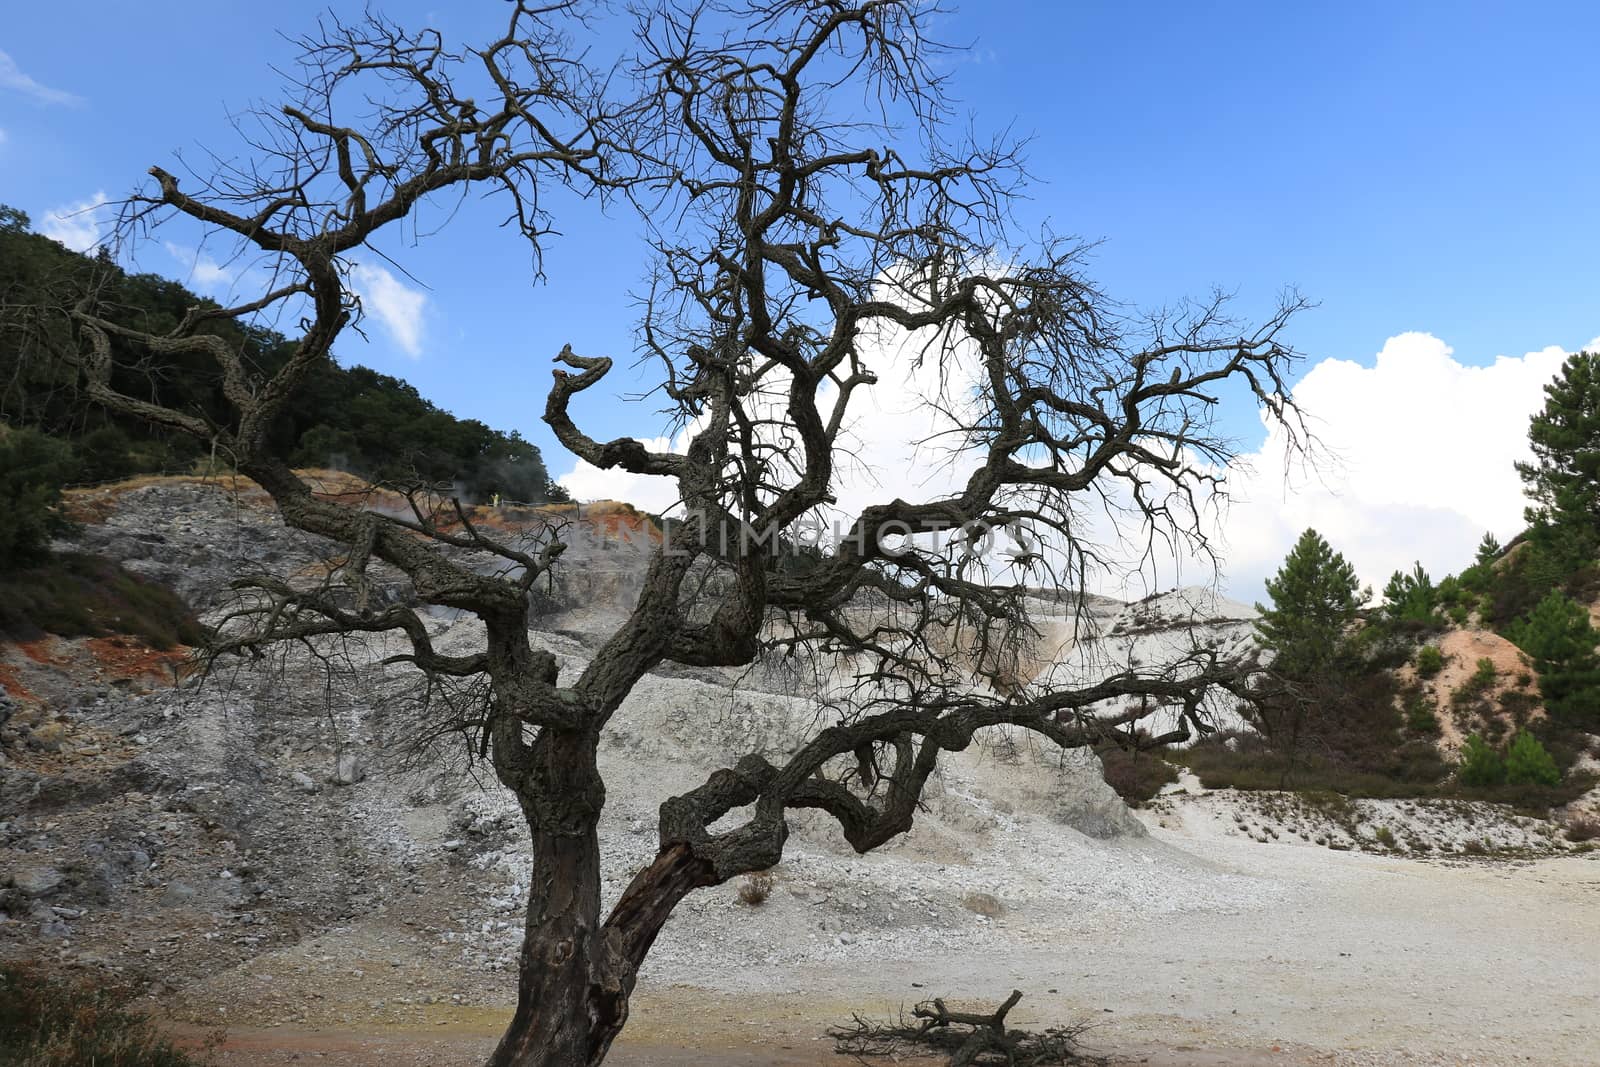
[0,960,220,1066]
[1565,815,1600,843]
[737,870,775,906]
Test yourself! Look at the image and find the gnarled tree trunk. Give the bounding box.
[487,730,716,1067]
[486,816,611,1067]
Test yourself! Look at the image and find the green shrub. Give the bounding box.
[74,425,139,483]
[1504,729,1561,786]
[1097,745,1179,805]
[1450,658,1499,710]
[0,960,218,1066]
[1415,645,1444,678]
[1466,772,1599,813]
[1402,690,1441,736]
[1184,729,1591,810]
[1459,558,1491,596]
[1379,739,1453,783]
[0,427,78,569]
[0,553,204,647]
[1182,735,1444,799]
[1457,733,1505,787]
[1568,563,1600,603]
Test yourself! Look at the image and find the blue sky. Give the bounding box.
[3,1,1597,595]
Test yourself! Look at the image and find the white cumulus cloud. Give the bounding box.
[39,191,110,252]
[0,50,82,106]
[347,263,427,358]
[1216,331,1577,601]
[554,326,1587,604]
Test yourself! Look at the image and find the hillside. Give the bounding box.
[2,475,1597,1066]
[0,210,562,505]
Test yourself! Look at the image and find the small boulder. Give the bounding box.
[161,881,199,907]
[29,722,68,752]
[1050,748,1147,839]
[38,918,71,939]
[960,891,1003,917]
[290,771,318,793]
[331,752,365,786]
[10,866,65,898]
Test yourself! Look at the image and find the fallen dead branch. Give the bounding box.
[829,989,1104,1066]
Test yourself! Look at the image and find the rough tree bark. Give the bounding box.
[59,4,1309,1066]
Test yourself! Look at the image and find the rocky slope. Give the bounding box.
[0,475,1195,999]
[0,474,1592,1063]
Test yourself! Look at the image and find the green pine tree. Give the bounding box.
[1457,733,1505,788]
[1382,561,1436,623]
[1474,532,1500,567]
[1255,528,1366,679]
[1504,730,1561,787]
[1509,590,1600,729]
[1516,350,1600,535]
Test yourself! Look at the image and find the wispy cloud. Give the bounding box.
[163,241,236,294]
[39,191,110,252]
[348,262,427,358]
[0,49,82,106]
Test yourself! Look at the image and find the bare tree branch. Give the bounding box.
[67,4,1309,1065]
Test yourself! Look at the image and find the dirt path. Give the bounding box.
[184,1010,1322,1067]
[174,832,1599,1067]
[197,1030,1321,1067]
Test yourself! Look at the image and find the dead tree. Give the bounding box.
[66,3,1305,1065]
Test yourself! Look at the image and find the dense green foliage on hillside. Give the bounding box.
[0,427,77,567]
[0,206,566,510]
[1509,590,1600,728]
[0,551,204,646]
